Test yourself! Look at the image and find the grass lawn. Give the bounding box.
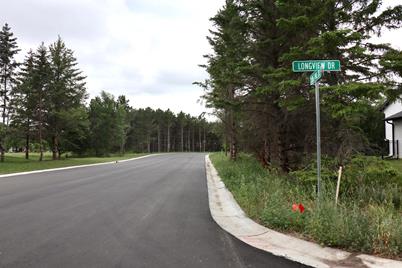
[0,152,148,175]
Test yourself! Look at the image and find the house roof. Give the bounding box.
[384,111,402,121]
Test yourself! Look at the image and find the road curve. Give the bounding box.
[0,153,306,268]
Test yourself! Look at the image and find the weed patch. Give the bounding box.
[210,153,402,259]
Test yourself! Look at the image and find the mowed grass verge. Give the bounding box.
[210,152,402,259]
[0,152,148,175]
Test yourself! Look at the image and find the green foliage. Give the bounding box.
[202,1,402,170]
[89,91,125,156]
[290,156,338,184]
[343,156,401,187]
[47,37,87,157]
[290,154,402,209]
[210,152,402,257]
[0,23,20,125]
[59,107,90,154]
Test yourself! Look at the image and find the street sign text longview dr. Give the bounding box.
[292,60,341,72]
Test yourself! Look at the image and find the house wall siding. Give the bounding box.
[394,121,402,156]
[384,100,402,139]
[384,100,402,156]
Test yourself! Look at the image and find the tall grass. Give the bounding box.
[210,153,402,259]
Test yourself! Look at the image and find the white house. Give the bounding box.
[383,99,402,157]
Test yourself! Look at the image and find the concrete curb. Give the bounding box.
[205,155,401,268]
[0,154,157,178]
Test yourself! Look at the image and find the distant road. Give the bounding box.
[0,153,306,268]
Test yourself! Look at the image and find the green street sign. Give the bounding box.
[291,59,342,202]
[310,70,322,85]
[292,60,341,72]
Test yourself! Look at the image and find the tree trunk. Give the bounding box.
[0,143,4,162]
[228,109,237,161]
[120,132,125,155]
[2,68,7,125]
[157,126,161,152]
[279,122,290,172]
[181,126,184,152]
[0,69,8,161]
[38,98,43,162]
[203,127,206,152]
[25,120,30,160]
[192,128,195,152]
[52,136,57,160]
[39,143,43,161]
[147,136,151,153]
[198,127,202,152]
[167,125,170,153]
[187,129,191,152]
[229,124,237,161]
[25,134,30,160]
[224,134,229,156]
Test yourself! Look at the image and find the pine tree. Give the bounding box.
[0,23,20,162]
[177,112,186,152]
[200,0,249,160]
[164,109,175,152]
[48,37,86,160]
[10,50,36,159]
[154,109,164,152]
[116,95,131,155]
[0,23,20,126]
[32,43,51,161]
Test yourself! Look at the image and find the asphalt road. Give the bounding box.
[0,153,307,268]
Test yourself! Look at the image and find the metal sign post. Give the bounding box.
[315,81,321,201]
[292,60,341,203]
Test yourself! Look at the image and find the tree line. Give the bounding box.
[0,23,221,161]
[88,93,221,156]
[199,0,402,171]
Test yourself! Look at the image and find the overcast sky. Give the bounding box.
[1,0,401,118]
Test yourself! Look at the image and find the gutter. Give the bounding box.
[385,120,396,158]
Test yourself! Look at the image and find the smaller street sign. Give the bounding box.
[293,60,341,72]
[310,70,322,85]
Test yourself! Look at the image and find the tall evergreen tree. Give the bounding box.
[164,109,175,152]
[154,109,164,152]
[10,50,36,159]
[32,43,51,161]
[177,112,186,152]
[0,23,20,126]
[200,0,249,160]
[116,95,131,154]
[48,37,87,160]
[0,23,20,162]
